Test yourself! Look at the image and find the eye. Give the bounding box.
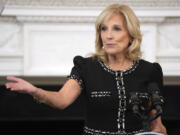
[101,26,107,31]
[113,26,121,31]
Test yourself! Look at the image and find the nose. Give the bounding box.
[106,30,113,39]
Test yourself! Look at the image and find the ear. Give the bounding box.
[128,38,133,47]
[129,37,134,44]
[130,37,134,42]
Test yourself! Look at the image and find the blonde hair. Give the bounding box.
[92,4,142,62]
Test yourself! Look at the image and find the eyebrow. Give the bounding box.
[101,24,122,27]
[113,24,122,27]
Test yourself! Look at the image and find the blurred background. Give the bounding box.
[0,0,180,134]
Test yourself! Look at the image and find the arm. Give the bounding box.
[148,63,167,134]
[149,109,167,135]
[5,76,82,110]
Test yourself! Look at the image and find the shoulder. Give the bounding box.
[73,55,97,62]
[139,59,154,66]
[73,55,85,64]
[139,59,163,73]
[73,55,98,66]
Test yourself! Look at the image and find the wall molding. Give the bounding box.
[2,6,180,24]
[16,16,96,23]
[3,16,180,24]
[5,0,180,8]
[2,6,180,17]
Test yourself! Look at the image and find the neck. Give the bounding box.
[107,53,128,65]
[106,54,133,71]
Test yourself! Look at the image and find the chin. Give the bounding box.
[105,50,119,55]
[105,47,127,56]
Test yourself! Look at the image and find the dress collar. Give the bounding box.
[98,60,139,75]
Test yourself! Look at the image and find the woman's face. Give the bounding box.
[100,13,131,56]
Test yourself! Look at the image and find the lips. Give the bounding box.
[105,43,115,47]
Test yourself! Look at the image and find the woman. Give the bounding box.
[6,4,167,135]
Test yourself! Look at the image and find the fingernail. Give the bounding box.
[6,85,9,88]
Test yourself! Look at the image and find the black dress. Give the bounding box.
[68,56,164,135]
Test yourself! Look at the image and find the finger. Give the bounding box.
[152,129,161,133]
[6,82,14,89]
[6,76,22,82]
[5,83,19,90]
[152,129,166,135]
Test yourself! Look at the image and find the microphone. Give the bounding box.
[129,92,142,118]
[148,82,164,121]
[129,92,151,131]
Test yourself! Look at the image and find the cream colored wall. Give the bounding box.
[0,0,180,79]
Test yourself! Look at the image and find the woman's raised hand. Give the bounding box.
[5,76,37,95]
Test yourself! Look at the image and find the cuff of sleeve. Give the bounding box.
[67,74,84,89]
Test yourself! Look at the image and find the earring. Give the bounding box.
[129,39,133,47]
[128,42,131,47]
